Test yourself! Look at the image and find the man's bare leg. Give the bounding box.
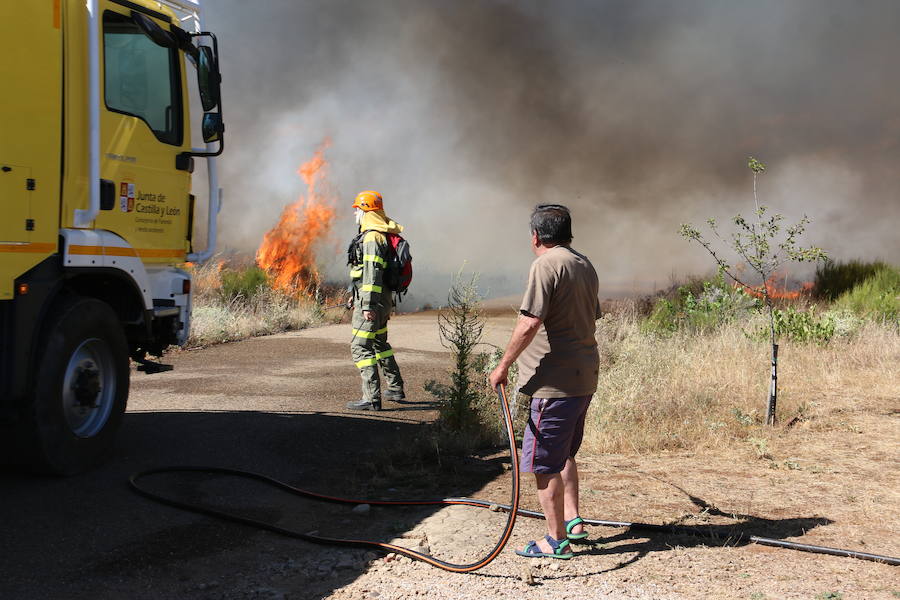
[534,472,566,553]
[561,457,584,535]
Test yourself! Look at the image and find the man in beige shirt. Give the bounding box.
[489,204,601,559]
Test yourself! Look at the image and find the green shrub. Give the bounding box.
[473,348,527,443]
[643,273,761,334]
[429,274,484,435]
[815,259,891,301]
[219,266,268,303]
[771,306,835,344]
[424,348,522,450]
[746,306,839,344]
[426,274,524,452]
[822,308,865,338]
[833,264,900,323]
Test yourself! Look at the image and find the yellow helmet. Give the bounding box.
[352,190,383,212]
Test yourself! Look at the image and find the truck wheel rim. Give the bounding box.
[62,338,116,438]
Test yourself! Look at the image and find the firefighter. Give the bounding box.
[346,190,405,411]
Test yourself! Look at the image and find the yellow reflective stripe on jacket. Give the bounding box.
[361,284,382,293]
[352,326,388,339]
[375,349,394,360]
[363,254,386,267]
[349,267,363,278]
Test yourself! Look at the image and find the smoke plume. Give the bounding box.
[203,0,900,302]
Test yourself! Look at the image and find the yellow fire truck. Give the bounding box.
[0,0,224,473]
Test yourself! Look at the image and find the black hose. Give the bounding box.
[748,537,899,565]
[463,502,899,566]
[129,384,899,570]
[130,384,520,573]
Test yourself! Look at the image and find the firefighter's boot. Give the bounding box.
[346,398,382,411]
[383,389,405,402]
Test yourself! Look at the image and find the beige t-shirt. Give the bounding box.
[517,245,601,398]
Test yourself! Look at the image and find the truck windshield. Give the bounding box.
[103,11,182,146]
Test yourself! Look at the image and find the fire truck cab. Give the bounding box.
[0,0,224,473]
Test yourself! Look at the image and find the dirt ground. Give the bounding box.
[1,312,897,600]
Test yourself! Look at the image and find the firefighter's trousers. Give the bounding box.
[350,303,404,402]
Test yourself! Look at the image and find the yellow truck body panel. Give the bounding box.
[0,1,63,299]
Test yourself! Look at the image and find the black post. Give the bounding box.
[766,343,778,425]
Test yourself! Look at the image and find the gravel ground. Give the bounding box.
[2,312,896,600]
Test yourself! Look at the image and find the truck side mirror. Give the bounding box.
[202,113,224,143]
[189,34,224,158]
[197,46,220,111]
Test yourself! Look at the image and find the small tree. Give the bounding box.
[425,273,523,450]
[680,157,827,424]
[431,273,485,432]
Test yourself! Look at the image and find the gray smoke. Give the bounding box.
[203,0,900,302]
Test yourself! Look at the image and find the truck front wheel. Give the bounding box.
[24,296,129,474]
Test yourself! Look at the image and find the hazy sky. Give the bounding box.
[204,0,900,302]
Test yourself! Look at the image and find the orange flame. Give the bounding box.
[738,272,814,301]
[256,142,336,294]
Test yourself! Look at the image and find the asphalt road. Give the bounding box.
[0,312,517,600]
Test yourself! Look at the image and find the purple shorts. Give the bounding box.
[520,395,592,474]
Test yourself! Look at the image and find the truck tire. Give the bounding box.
[23,295,129,474]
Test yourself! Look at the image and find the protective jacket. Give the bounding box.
[348,209,405,403]
[350,210,404,312]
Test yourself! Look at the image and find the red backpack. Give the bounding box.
[383,232,413,297]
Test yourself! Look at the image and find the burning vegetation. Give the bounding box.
[738,272,815,302]
[256,143,336,295]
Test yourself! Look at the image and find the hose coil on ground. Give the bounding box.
[130,384,521,573]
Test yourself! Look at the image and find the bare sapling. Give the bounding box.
[680,157,827,424]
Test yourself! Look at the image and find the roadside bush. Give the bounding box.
[749,306,836,344]
[189,286,328,346]
[643,273,761,334]
[219,266,268,303]
[822,308,865,338]
[185,257,342,347]
[190,259,225,302]
[833,263,900,323]
[814,259,891,301]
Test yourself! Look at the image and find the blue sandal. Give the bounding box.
[565,516,589,541]
[515,535,574,559]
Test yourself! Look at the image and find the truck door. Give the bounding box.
[94,4,191,262]
[0,164,32,244]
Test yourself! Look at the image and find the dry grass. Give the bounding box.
[186,259,343,347]
[189,289,333,346]
[586,306,900,455]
